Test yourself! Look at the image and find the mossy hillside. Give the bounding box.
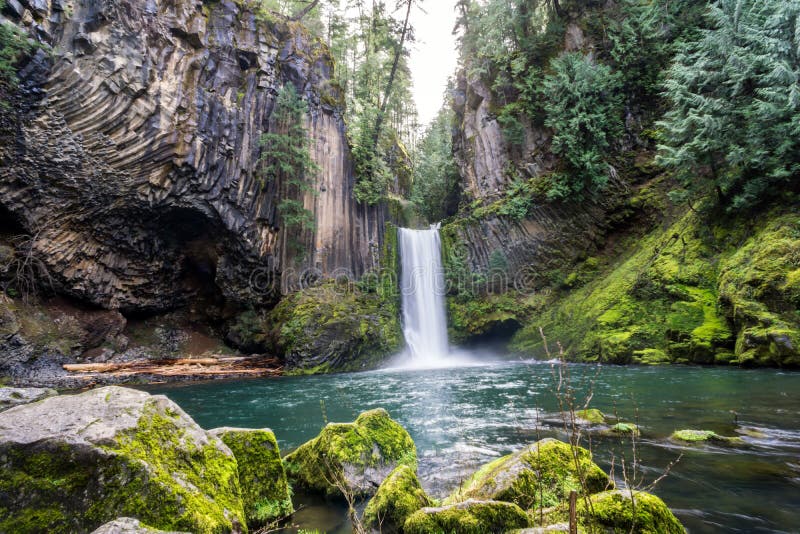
[209,428,293,525]
[0,398,246,534]
[362,464,433,533]
[283,408,416,498]
[403,499,531,534]
[510,209,735,364]
[718,212,800,366]
[574,490,686,534]
[448,439,612,510]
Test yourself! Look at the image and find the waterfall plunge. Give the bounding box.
[398,226,450,366]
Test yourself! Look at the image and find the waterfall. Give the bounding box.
[399,225,450,365]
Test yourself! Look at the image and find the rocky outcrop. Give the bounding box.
[0,386,246,533]
[1,0,385,313]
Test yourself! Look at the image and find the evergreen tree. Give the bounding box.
[259,83,318,232]
[657,0,800,209]
[541,53,624,199]
[411,107,460,222]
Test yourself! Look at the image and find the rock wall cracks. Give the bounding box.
[0,0,385,313]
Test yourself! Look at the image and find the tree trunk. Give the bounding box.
[372,0,413,149]
[291,0,321,21]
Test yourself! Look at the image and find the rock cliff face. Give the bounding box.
[0,0,385,313]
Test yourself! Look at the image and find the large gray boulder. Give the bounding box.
[0,386,245,533]
[90,518,190,534]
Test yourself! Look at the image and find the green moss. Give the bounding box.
[577,490,686,534]
[607,423,640,436]
[447,292,529,344]
[404,499,531,534]
[363,464,433,532]
[575,409,606,424]
[211,428,293,525]
[670,429,744,445]
[448,439,612,510]
[283,409,416,498]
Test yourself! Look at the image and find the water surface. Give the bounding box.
[145,360,800,533]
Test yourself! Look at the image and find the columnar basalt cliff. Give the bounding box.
[0,0,385,313]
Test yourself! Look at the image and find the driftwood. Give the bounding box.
[63,356,282,378]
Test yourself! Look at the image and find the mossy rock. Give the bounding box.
[90,517,191,533]
[363,464,433,533]
[575,409,606,424]
[670,429,744,445]
[447,439,612,510]
[0,386,246,533]
[0,386,57,412]
[209,427,293,525]
[604,422,640,436]
[577,490,686,534]
[284,408,416,498]
[404,499,531,534]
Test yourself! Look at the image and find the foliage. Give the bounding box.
[259,83,318,231]
[0,2,35,88]
[657,0,800,210]
[540,53,624,199]
[410,106,461,222]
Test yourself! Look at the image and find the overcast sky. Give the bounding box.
[408,0,459,127]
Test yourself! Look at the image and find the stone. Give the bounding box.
[577,490,686,534]
[0,386,57,411]
[447,438,612,510]
[0,386,245,533]
[90,517,191,534]
[363,464,433,534]
[208,427,293,526]
[404,499,531,534]
[284,408,416,498]
[670,429,744,445]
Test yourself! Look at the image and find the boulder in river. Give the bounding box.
[403,499,531,534]
[209,427,293,525]
[0,386,245,533]
[670,429,744,445]
[362,464,433,533]
[576,490,686,534]
[447,438,612,509]
[284,408,416,498]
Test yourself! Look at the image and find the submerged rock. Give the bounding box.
[575,408,606,424]
[603,422,641,436]
[0,386,245,533]
[0,386,57,411]
[404,499,530,534]
[670,429,744,445]
[209,427,293,525]
[363,464,433,533]
[284,408,416,498]
[448,438,612,510]
[90,518,191,534]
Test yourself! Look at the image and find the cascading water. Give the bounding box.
[398,225,450,365]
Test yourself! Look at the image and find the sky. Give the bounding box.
[408,0,459,127]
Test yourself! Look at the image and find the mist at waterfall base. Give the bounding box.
[389,226,496,370]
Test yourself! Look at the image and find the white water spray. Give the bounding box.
[398,225,450,365]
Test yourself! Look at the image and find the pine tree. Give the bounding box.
[657,0,800,209]
[259,83,318,231]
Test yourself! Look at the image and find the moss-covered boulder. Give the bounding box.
[231,279,403,375]
[208,427,293,525]
[577,490,686,534]
[604,422,640,436]
[284,408,416,498]
[404,499,530,534]
[670,429,744,445]
[363,465,433,533]
[91,517,191,533]
[575,409,606,424]
[0,386,246,533]
[448,439,612,510]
